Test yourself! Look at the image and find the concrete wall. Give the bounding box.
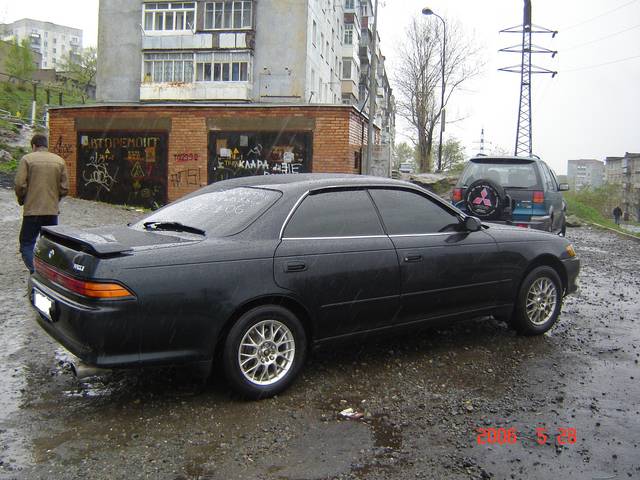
[96,0,143,102]
[254,0,308,103]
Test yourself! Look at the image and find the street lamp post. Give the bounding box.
[422,7,446,172]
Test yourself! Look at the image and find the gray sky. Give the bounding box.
[2,0,639,174]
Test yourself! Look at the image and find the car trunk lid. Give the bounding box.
[36,225,201,279]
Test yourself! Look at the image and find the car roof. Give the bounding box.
[197,173,413,196]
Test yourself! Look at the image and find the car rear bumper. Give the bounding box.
[562,256,580,295]
[28,277,209,368]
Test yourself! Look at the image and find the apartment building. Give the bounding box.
[605,152,640,221]
[97,0,391,110]
[0,18,82,69]
[48,1,396,208]
[566,159,604,191]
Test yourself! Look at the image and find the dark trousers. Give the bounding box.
[19,215,58,273]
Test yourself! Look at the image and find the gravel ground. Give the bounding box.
[0,185,638,480]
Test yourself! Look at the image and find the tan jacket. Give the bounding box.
[15,148,69,216]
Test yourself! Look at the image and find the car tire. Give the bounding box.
[222,305,307,399]
[512,266,563,336]
[464,179,506,221]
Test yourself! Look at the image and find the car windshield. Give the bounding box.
[132,187,281,237]
[460,161,541,189]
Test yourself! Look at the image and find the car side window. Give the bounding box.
[548,166,560,190]
[369,188,460,235]
[540,163,556,191]
[283,189,384,238]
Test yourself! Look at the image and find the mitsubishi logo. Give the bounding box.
[472,188,493,207]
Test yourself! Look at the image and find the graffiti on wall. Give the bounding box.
[51,136,73,160]
[77,132,167,208]
[174,153,200,163]
[170,168,201,188]
[207,132,312,183]
[82,152,119,192]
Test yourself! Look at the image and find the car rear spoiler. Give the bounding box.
[41,225,133,256]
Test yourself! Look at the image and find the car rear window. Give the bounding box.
[132,187,281,236]
[460,161,541,189]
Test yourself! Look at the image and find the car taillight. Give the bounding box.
[452,188,463,202]
[34,258,134,299]
[533,191,545,204]
[516,223,528,228]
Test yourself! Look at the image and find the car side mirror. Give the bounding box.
[464,216,482,232]
[558,183,569,191]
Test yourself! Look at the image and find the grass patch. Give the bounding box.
[0,79,92,122]
[565,192,640,238]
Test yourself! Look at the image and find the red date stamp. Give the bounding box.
[476,426,577,445]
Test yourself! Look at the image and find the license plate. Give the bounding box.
[33,288,53,321]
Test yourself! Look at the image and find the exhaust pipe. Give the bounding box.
[71,360,111,381]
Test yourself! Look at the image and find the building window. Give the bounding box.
[344,24,353,45]
[345,0,355,9]
[204,1,252,29]
[143,2,196,32]
[320,33,325,57]
[195,51,250,82]
[343,59,351,79]
[143,52,194,83]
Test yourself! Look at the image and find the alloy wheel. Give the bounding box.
[238,320,296,385]
[525,277,558,326]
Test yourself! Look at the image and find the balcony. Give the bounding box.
[140,82,252,101]
[142,33,212,50]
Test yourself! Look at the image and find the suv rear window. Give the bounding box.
[460,160,541,189]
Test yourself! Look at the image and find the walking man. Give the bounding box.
[14,134,69,273]
[613,206,623,226]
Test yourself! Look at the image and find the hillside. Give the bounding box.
[0,79,91,187]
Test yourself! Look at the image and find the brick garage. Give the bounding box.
[48,104,376,206]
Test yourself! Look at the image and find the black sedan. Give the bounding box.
[29,174,579,398]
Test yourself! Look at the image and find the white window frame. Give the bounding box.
[143,52,195,83]
[195,51,251,82]
[344,24,353,45]
[143,2,196,34]
[204,1,253,30]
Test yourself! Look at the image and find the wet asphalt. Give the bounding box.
[0,186,638,480]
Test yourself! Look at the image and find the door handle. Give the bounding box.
[404,254,423,263]
[285,262,307,272]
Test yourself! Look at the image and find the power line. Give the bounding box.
[564,23,640,51]
[561,0,639,31]
[562,53,640,72]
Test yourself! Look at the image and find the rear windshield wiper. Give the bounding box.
[143,221,205,235]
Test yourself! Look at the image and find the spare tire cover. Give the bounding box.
[464,179,505,220]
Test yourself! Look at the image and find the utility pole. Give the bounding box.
[499,0,557,157]
[365,0,379,175]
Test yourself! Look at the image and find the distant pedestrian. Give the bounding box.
[14,134,69,274]
[613,206,623,226]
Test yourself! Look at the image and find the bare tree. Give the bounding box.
[61,47,97,98]
[394,18,482,173]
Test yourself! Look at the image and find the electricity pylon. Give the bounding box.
[499,0,557,157]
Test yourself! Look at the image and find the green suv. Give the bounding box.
[452,156,569,235]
